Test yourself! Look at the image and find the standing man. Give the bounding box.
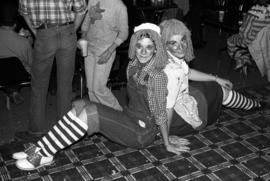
[16,0,87,140]
[81,0,128,111]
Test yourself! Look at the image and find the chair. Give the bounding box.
[0,57,31,110]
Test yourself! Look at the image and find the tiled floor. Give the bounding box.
[1,85,270,181]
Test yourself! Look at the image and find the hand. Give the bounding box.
[216,77,233,90]
[169,135,190,145]
[98,48,112,64]
[89,2,105,24]
[165,136,190,155]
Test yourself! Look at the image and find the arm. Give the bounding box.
[23,40,33,74]
[73,0,87,31]
[189,68,233,90]
[22,16,36,36]
[98,2,129,64]
[80,9,90,39]
[18,0,36,36]
[74,13,86,31]
[149,72,189,154]
[111,2,129,52]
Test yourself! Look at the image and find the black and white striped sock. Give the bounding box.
[223,90,261,110]
[36,111,88,157]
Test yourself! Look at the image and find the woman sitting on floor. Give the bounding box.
[12,22,261,171]
[159,19,262,131]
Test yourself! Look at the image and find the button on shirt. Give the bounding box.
[19,0,87,28]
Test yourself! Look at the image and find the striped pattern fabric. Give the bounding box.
[222,90,260,110]
[37,111,88,157]
[240,12,270,45]
[227,8,270,69]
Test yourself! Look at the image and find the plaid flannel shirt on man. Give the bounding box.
[19,0,86,28]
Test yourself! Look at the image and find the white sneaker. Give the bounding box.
[16,153,54,171]
[12,143,40,160]
[12,152,28,160]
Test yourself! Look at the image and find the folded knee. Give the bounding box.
[72,99,92,116]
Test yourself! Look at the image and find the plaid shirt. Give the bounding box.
[19,0,87,28]
[148,71,168,125]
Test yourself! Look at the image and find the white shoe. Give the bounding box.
[16,153,54,171]
[12,143,40,160]
[12,152,28,160]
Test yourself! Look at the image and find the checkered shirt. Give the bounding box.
[147,71,168,126]
[19,0,87,28]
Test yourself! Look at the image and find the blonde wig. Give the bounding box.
[159,19,195,62]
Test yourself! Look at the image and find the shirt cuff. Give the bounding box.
[114,38,124,46]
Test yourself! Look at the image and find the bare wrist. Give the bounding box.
[211,74,218,82]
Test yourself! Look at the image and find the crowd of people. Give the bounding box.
[0,0,266,171]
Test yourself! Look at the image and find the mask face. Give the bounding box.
[166,34,187,59]
[135,37,156,64]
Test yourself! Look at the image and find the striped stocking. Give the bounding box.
[222,90,261,110]
[36,111,88,157]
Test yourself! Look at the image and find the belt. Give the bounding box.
[37,22,73,30]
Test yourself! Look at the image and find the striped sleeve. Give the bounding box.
[148,71,168,126]
[240,13,270,45]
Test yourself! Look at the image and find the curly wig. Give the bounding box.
[159,19,195,62]
[128,29,167,70]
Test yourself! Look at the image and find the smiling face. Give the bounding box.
[135,37,156,64]
[166,34,187,59]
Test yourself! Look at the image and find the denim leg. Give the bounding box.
[55,25,77,119]
[94,103,156,148]
[29,30,57,133]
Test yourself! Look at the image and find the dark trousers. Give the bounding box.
[29,24,77,134]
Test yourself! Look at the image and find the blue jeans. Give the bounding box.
[29,24,77,134]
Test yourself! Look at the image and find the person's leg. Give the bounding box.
[91,50,123,111]
[84,50,98,103]
[14,99,155,170]
[221,87,261,110]
[55,24,77,119]
[15,106,89,170]
[29,29,57,134]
